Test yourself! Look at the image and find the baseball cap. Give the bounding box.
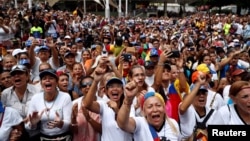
[144,61,154,69]
[10,65,28,75]
[39,69,58,80]
[64,51,75,58]
[36,46,50,52]
[75,38,82,43]
[64,35,71,39]
[12,49,27,57]
[150,48,159,57]
[232,69,246,76]
[190,84,208,92]
[106,77,123,88]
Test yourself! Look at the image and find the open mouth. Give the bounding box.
[15,79,21,83]
[111,93,119,99]
[45,84,52,90]
[198,99,205,103]
[151,114,161,121]
[152,114,160,119]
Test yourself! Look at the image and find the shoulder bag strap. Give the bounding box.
[209,92,217,108]
[202,109,215,125]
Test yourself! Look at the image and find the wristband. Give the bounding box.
[123,100,132,106]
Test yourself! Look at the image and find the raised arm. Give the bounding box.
[152,50,171,91]
[82,65,105,114]
[176,55,188,93]
[218,50,241,71]
[107,59,122,79]
[29,39,40,68]
[117,81,138,133]
[46,38,59,68]
[179,72,206,115]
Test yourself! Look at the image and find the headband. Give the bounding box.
[140,92,165,109]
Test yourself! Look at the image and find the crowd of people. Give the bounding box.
[0,1,250,141]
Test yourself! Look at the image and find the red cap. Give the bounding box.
[232,69,246,76]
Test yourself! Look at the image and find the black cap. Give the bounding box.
[39,69,58,80]
[64,51,75,58]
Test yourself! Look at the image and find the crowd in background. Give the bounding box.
[0,1,250,141]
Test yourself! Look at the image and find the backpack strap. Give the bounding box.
[193,109,214,141]
[202,109,215,125]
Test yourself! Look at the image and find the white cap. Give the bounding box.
[64,35,71,39]
[233,39,239,42]
[12,49,27,56]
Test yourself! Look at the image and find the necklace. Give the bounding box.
[44,92,58,120]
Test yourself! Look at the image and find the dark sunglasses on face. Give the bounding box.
[81,82,92,88]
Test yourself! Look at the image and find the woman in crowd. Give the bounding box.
[0,16,10,44]
[71,76,102,141]
[117,81,180,141]
[128,65,155,115]
[72,63,87,96]
[1,65,38,118]
[216,81,250,125]
[178,71,221,140]
[97,72,116,101]
[25,69,72,141]
[83,64,134,141]
[2,54,17,71]
[81,49,91,71]
[57,71,78,101]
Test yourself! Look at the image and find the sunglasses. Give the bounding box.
[81,82,92,88]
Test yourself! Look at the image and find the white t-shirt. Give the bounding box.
[133,117,180,141]
[0,26,10,41]
[97,100,134,141]
[0,107,23,141]
[206,89,225,110]
[25,91,72,136]
[145,74,155,87]
[215,104,247,125]
[47,20,57,34]
[178,104,221,139]
[222,85,231,104]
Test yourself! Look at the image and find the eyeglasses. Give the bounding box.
[81,82,93,88]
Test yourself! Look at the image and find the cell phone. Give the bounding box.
[122,53,132,62]
[169,50,180,58]
[102,50,108,56]
[39,39,46,46]
[189,47,195,51]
